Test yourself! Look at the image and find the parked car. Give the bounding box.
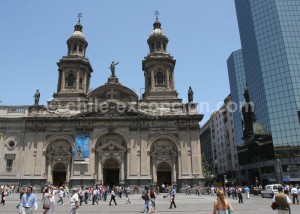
[261,184,283,198]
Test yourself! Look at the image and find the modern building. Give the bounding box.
[200,95,239,185]
[230,0,300,184]
[227,49,246,148]
[0,17,204,190]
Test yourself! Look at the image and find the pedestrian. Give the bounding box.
[57,188,64,205]
[48,187,56,214]
[213,189,234,214]
[125,186,131,204]
[148,188,157,213]
[16,187,26,209]
[92,188,98,205]
[42,188,51,214]
[140,185,150,213]
[291,185,299,204]
[237,187,243,203]
[244,186,250,199]
[19,186,38,214]
[1,189,7,205]
[109,188,117,206]
[69,188,79,214]
[169,185,177,209]
[272,185,291,214]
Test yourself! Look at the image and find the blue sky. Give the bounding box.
[0,0,241,124]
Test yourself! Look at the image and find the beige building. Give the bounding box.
[0,18,203,190]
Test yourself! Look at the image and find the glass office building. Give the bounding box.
[235,0,300,159]
[227,49,246,149]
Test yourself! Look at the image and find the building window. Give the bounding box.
[67,73,75,87]
[79,44,83,52]
[79,78,83,89]
[6,159,13,172]
[155,71,165,85]
[73,44,77,51]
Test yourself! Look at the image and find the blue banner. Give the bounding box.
[74,134,90,163]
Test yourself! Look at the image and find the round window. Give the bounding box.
[8,141,16,148]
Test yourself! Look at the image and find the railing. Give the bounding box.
[0,106,29,117]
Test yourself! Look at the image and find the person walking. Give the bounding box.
[213,189,234,214]
[57,188,64,205]
[109,188,117,206]
[237,187,243,203]
[291,185,299,205]
[92,188,98,205]
[244,186,250,199]
[140,186,150,213]
[69,188,79,214]
[1,189,7,205]
[148,188,157,213]
[42,188,51,214]
[19,186,38,214]
[169,185,177,209]
[272,186,291,214]
[125,186,131,204]
[48,187,56,214]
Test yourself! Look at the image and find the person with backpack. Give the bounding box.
[140,185,150,213]
[169,185,177,209]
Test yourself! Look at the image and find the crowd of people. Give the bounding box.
[1,182,300,214]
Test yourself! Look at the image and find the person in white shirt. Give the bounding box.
[69,188,79,214]
[290,185,299,204]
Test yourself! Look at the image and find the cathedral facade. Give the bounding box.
[0,17,203,190]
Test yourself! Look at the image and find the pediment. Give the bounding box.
[75,100,147,118]
[95,140,126,153]
[88,83,138,103]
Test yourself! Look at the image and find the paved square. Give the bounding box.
[1,192,299,213]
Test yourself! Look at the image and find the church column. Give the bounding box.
[76,70,80,90]
[153,159,157,183]
[61,71,65,91]
[66,159,70,182]
[166,69,170,89]
[172,158,176,183]
[120,156,125,185]
[97,155,103,183]
[151,69,155,90]
[47,160,52,184]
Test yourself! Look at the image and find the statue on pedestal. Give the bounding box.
[188,86,193,103]
[33,89,40,106]
[109,61,119,77]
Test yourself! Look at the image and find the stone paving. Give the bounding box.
[0,192,299,214]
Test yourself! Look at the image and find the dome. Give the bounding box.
[70,30,85,39]
[150,28,166,37]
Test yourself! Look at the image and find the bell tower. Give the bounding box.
[53,14,93,107]
[141,14,181,104]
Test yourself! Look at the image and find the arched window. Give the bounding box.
[73,44,77,51]
[67,73,75,87]
[155,71,165,85]
[79,44,83,52]
[157,41,161,51]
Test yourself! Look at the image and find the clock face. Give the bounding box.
[8,141,16,148]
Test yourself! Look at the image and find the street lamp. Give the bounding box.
[255,177,258,187]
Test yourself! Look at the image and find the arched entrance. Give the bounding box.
[53,162,67,187]
[103,158,120,187]
[157,162,172,188]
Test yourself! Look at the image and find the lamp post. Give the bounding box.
[224,175,227,188]
[277,159,283,184]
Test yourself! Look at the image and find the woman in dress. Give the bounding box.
[42,188,51,214]
[213,189,234,214]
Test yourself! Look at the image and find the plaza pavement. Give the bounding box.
[0,192,299,214]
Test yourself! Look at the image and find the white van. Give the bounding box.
[261,184,283,198]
